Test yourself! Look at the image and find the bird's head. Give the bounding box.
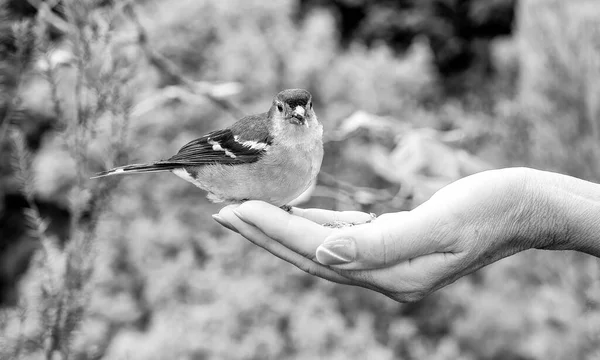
[268,89,322,147]
[270,89,315,127]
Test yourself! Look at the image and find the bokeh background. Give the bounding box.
[1,0,600,359]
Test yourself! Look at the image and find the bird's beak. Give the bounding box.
[291,106,307,126]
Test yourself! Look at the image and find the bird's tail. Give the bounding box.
[91,162,182,179]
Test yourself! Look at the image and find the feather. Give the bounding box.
[90,162,181,178]
[276,89,311,108]
[92,113,274,179]
[169,114,273,165]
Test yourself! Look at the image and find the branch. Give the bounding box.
[26,0,69,35]
[317,171,402,207]
[122,3,244,119]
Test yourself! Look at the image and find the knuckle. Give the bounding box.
[353,270,377,284]
[236,201,255,213]
[379,228,396,265]
[296,260,320,276]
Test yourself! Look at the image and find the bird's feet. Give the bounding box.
[280,204,293,213]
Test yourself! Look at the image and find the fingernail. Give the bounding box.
[212,214,238,233]
[316,238,357,265]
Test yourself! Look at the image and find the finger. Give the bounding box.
[218,205,356,286]
[228,201,334,258]
[315,212,454,270]
[291,207,374,225]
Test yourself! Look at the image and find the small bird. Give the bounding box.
[92,89,324,209]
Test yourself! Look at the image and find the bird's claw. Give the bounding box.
[280,205,293,213]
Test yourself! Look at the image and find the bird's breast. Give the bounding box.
[254,139,323,204]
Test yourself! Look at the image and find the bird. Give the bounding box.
[92,89,324,210]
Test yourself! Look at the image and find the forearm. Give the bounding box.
[527,169,600,256]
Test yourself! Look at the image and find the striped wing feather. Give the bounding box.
[168,128,271,165]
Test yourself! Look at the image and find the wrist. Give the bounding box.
[488,168,551,254]
[526,169,600,256]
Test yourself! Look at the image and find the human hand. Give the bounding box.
[214,168,583,302]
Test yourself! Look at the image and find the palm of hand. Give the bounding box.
[217,169,531,302]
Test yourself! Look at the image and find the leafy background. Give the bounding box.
[1,0,600,359]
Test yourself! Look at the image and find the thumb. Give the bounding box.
[315,211,451,270]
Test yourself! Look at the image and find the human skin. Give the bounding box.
[213,167,600,302]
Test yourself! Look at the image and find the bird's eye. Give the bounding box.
[277,103,284,112]
[308,101,312,109]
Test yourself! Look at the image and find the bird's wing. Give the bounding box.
[168,115,273,166]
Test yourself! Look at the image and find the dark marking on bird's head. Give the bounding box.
[272,89,313,126]
[275,89,311,109]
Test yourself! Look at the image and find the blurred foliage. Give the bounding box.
[296,0,516,95]
[0,0,599,359]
